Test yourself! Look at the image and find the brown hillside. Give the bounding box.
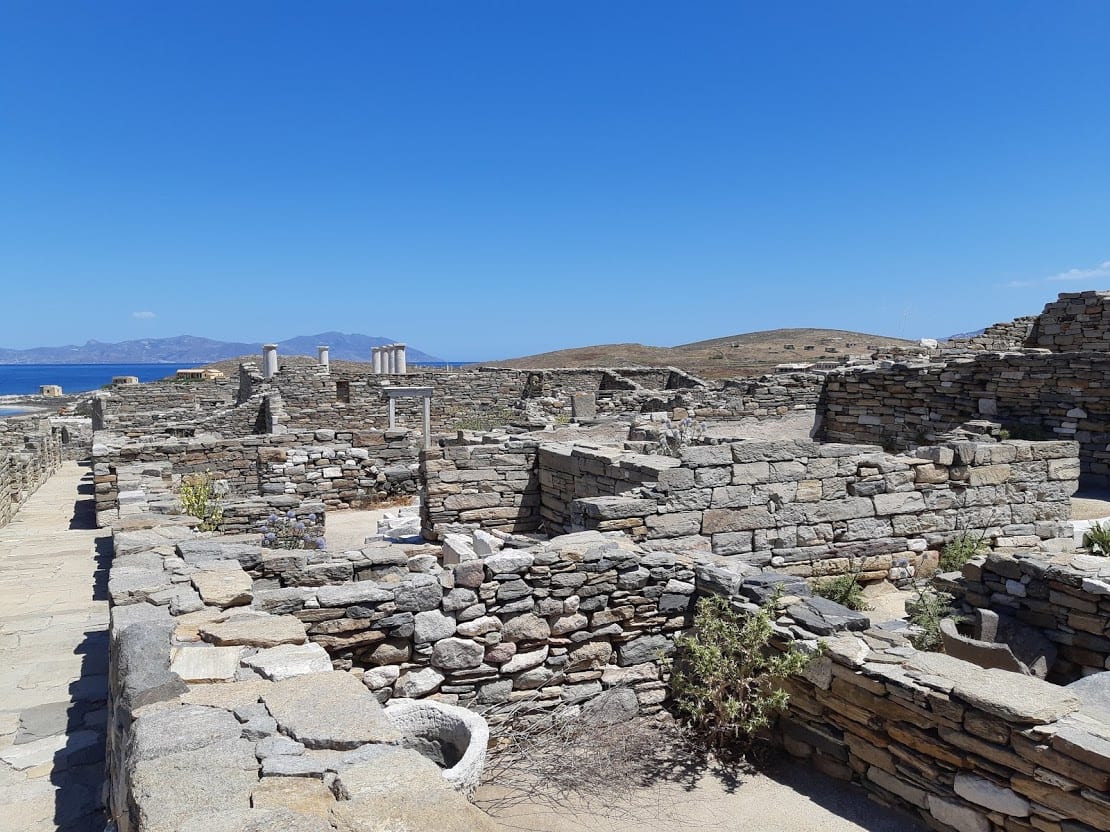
[478,328,915,379]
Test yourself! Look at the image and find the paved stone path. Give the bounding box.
[0,462,109,832]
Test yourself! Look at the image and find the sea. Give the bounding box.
[0,364,182,397]
[0,361,473,398]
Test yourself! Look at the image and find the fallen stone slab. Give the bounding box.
[170,645,242,683]
[191,567,253,608]
[129,738,259,832]
[787,596,870,635]
[261,671,402,749]
[199,613,307,647]
[130,704,242,762]
[908,652,1080,724]
[242,642,333,681]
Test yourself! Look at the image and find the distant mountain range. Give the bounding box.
[0,332,441,365]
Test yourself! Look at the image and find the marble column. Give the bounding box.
[317,345,330,369]
[385,345,397,375]
[262,344,278,380]
[372,347,383,375]
[395,343,407,375]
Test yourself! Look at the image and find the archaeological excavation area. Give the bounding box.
[2,291,1110,832]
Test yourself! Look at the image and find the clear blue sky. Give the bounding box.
[3,2,1110,360]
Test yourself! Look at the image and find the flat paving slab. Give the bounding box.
[0,461,109,832]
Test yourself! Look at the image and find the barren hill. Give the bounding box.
[479,329,915,379]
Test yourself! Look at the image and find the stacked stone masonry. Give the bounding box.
[93,429,419,526]
[422,435,1078,583]
[104,495,1110,832]
[822,351,1110,486]
[952,551,1110,680]
[0,414,63,528]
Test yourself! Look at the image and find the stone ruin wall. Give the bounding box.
[0,414,63,529]
[1029,290,1110,351]
[422,435,1078,584]
[93,364,824,440]
[92,428,420,527]
[948,552,1110,681]
[104,504,1110,832]
[944,316,1038,353]
[821,352,1110,486]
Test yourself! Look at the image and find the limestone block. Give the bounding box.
[260,671,402,749]
[242,643,333,681]
[200,613,308,648]
[192,568,253,608]
[953,773,1030,816]
[170,645,242,683]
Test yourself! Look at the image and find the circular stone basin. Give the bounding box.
[383,698,489,796]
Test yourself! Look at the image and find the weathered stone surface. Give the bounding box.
[414,609,457,644]
[130,704,242,762]
[316,581,394,607]
[618,634,672,666]
[129,738,259,832]
[251,777,336,818]
[394,574,443,611]
[786,597,869,636]
[176,808,334,832]
[242,642,333,681]
[953,773,1030,816]
[581,687,639,726]
[260,671,402,749]
[926,794,990,832]
[431,637,485,670]
[170,645,242,682]
[199,613,308,647]
[394,667,445,698]
[908,652,1080,724]
[191,567,253,608]
[502,613,550,643]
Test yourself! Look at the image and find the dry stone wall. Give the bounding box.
[104,499,1110,832]
[423,435,1078,583]
[93,429,420,526]
[951,551,1110,680]
[1029,290,1110,350]
[0,415,62,528]
[821,352,1110,486]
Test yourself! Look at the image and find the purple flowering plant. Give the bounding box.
[259,510,326,550]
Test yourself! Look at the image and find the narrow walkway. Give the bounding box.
[0,461,109,832]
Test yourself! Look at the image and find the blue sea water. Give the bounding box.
[0,364,180,396]
[0,361,473,397]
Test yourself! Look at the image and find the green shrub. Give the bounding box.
[669,594,815,752]
[1082,521,1110,556]
[906,585,962,651]
[939,532,986,573]
[811,572,869,611]
[179,471,224,532]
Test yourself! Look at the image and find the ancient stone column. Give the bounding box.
[262,344,278,380]
[317,345,330,369]
[395,343,407,375]
[372,347,383,375]
[385,345,397,375]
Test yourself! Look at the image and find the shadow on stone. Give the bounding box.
[50,626,109,832]
[69,468,98,531]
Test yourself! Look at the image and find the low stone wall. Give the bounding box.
[105,501,1110,832]
[423,435,1077,583]
[421,437,543,539]
[0,415,63,528]
[767,612,1110,832]
[92,379,236,432]
[944,316,1038,353]
[951,551,1110,680]
[93,429,420,525]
